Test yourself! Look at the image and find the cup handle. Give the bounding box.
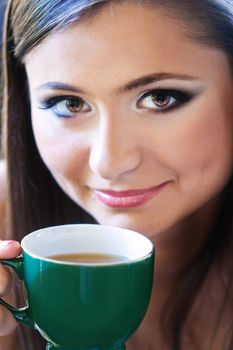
[0,256,34,328]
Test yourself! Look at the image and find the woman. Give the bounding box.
[0,0,233,349]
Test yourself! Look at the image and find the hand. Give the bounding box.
[0,240,21,336]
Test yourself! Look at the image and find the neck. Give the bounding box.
[151,194,222,285]
[128,195,224,350]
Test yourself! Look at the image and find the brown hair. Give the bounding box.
[2,0,233,349]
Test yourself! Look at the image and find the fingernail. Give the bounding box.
[1,240,18,247]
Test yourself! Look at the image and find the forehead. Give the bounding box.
[25,2,230,91]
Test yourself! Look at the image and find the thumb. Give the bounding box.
[0,240,21,259]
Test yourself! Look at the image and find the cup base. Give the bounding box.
[46,342,126,350]
[46,343,57,350]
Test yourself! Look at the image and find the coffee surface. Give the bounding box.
[48,252,130,263]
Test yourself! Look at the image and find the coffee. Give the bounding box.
[48,252,130,264]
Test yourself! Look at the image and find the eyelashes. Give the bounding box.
[137,89,194,113]
[38,95,91,118]
[38,88,196,119]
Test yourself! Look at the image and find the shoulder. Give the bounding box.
[0,159,7,238]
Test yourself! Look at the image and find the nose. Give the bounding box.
[89,120,142,180]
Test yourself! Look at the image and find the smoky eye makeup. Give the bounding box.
[37,95,92,118]
[35,85,201,120]
[136,88,199,114]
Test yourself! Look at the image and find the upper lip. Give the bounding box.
[94,182,170,197]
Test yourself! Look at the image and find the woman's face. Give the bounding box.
[25,3,233,238]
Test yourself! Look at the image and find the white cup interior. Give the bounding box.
[21,224,153,265]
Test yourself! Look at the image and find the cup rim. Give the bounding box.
[21,224,154,266]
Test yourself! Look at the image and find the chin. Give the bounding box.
[95,213,164,239]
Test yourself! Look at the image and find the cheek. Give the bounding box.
[31,115,89,180]
[159,105,233,193]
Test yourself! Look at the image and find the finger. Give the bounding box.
[0,240,20,297]
[0,241,21,336]
[0,241,21,337]
[0,304,18,336]
[0,265,13,296]
[0,241,21,259]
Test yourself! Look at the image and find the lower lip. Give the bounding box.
[94,183,168,209]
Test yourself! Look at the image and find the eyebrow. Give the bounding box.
[36,72,199,94]
[119,73,199,92]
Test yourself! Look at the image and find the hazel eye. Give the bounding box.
[39,96,91,118]
[56,98,84,114]
[144,93,175,108]
[137,89,194,113]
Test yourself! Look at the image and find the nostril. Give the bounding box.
[89,145,142,180]
[88,121,142,179]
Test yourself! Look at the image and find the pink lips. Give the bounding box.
[94,182,168,208]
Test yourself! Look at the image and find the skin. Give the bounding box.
[1,2,233,349]
[25,3,233,258]
[0,162,21,350]
[24,4,233,347]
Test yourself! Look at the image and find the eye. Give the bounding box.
[39,96,91,118]
[137,89,194,113]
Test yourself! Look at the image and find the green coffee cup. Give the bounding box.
[0,224,154,350]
